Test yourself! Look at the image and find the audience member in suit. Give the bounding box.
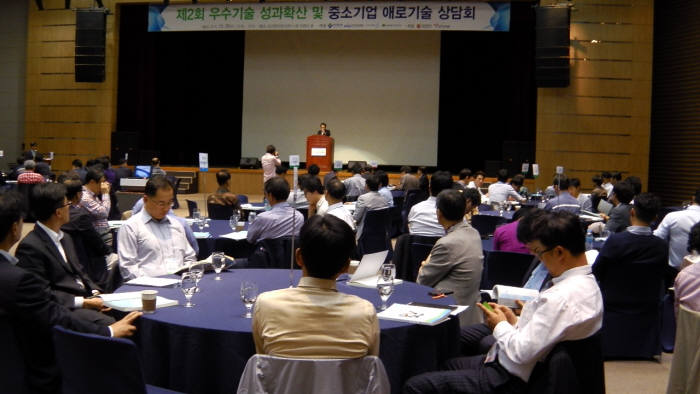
[112,158,132,190]
[493,208,531,254]
[603,180,635,233]
[17,160,45,185]
[343,163,367,199]
[247,177,304,244]
[488,169,525,203]
[15,183,115,327]
[253,214,378,358]
[23,141,43,162]
[61,178,116,292]
[303,176,328,217]
[324,178,356,231]
[675,222,700,314]
[625,176,642,199]
[375,170,394,207]
[457,168,472,188]
[207,170,240,209]
[8,157,26,180]
[417,189,484,326]
[150,157,166,177]
[34,161,51,179]
[316,122,331,136]
[404,210,603,394]
[398,165,419,191]
[654,188,700,270]
[80,166,112,246]
[592,193,668,304]
[0,191,141,394]
[544,174,581,214]
[118,176,196,279]
[408,171,453,237]
[323,168,337,186]
[353,174,390,240]
[71,158,88,184]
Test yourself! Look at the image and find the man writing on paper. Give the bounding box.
[0,191,141,394]
[117,176,196,279]
[417,189,483,326]
[404,210,603,394]
[253,215,379,358]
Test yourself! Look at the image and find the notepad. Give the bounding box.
[491,285,539,308]
[125,277,181,287]
[377,303,452,326]
[347,251,403,288]
[104,295,179,312]
[221,231,248,240]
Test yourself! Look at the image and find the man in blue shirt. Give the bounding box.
[247,177,304,244]
[544,174,581,214]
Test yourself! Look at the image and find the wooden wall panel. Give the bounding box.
[535,0,653,191]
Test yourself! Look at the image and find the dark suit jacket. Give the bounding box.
[316,129,331,136]
[62,206,112,287]
[16,225,101,308]
[0,254,109,394]
[605,203,631,233]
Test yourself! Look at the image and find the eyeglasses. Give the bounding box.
[532,246,555,260]
[58,202,72,209]
[151,199,174,208]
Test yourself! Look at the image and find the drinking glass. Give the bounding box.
[192,210,202,231]
[212,251,226,281]
[189,265,204,292]
[229,213,240,232]
[248,212,257,225]
[180,272,197,308]
[240,281,258,318]
[377,277,394,311]
[600,230,611,241]
[381,263,395,282]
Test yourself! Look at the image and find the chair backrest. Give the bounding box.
[248,236,299,269]
[393,233,440,282]
[186,199,198,218]
[237,354,390,394]
[213,237,256,259]
[52,326,148,394]
[470,215,508,238]
[298,207,309,221]
[172,178,182,209]
[237,194,249,204]
[480,251,536,289]
[358,208,392,257]
[527,331,605,394]
[207,202,235,220]
[16,183,37,222]
[401,189,429,232]
[667,305,700,394]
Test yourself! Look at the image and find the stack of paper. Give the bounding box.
[377,303,452,326]
[222,231,248,240]
[125,277,181,287]
[100,291,179,312]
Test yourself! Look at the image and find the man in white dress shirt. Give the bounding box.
[117,176,196,279]
[324,178,356,231]
[407,171,454,237]
[404,210,603,393]
[488,169,525,203]
[303,176,329,217]
[654,188,700,271]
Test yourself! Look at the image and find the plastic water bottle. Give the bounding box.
[585,229,594,251]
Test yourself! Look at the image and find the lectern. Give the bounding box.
[306,135,334,171]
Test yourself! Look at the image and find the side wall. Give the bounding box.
[535,0,653,191]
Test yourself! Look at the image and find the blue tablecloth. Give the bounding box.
[194,220,252,258]
[119,269,460,394]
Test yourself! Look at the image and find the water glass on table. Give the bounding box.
[212,251,225,281]
[189,265,204,292]
[180,272,198,308]
[240,281,258,318]
[229,213,240,232]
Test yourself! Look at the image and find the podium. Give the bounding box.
[306,135,334,171]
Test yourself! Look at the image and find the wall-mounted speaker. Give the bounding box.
[240,157,261,169]
[75,10,106,82]
[535,6,570,88]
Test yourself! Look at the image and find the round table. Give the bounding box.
[119,269,460,394]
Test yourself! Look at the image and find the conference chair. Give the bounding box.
[52,326,181,394]
[16,183,37,222]
[357,208,393,260]
[246,236,299,269]
[237,194,249,204]
[392,233,440,282]
[390,195,404,237]
[172,178,182,209]
[470,215,508,239]
[401,189,429,233]
[185,199,198,218]
[666,305,700,394]
[480,251,536,290]
[207,202,234,220]
[597,258,665,359]
[661,292,676,353]
[298,207,309,221]
[213,237,256,259]
[526,331,605,394]
[0,316,24,394]
[237,355,390,394]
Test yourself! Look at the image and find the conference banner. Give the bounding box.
[148,2,510,32]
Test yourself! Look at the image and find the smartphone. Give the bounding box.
[428,288,454,296]
[481,301,495,312]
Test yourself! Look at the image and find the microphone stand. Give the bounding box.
[289,167,298,288]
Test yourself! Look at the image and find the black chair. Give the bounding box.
[207,203,234,220]
[247,236,300,269]
[172,178,182,209]
[661,292,676,353]
[470,215,508,239]
[16,183,37,222]
[185,199,198,218]
[298,207,309,221]
[52,326,181,394]
[392,233,440,282]
[597,258,665,359]
[390,195,404,237]
[401,189,429,233]
[357,208,393,259]
[213,237,256,259]
[527,331,605,394]
[0,317,24,394]
[480,251,536,290]
[237,194,249,204]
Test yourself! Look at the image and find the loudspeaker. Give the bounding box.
[347,161,367,171]
[240,157,261,169]
[75,10,106,83]
[535,6,570,88]
[111,131,139,165]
